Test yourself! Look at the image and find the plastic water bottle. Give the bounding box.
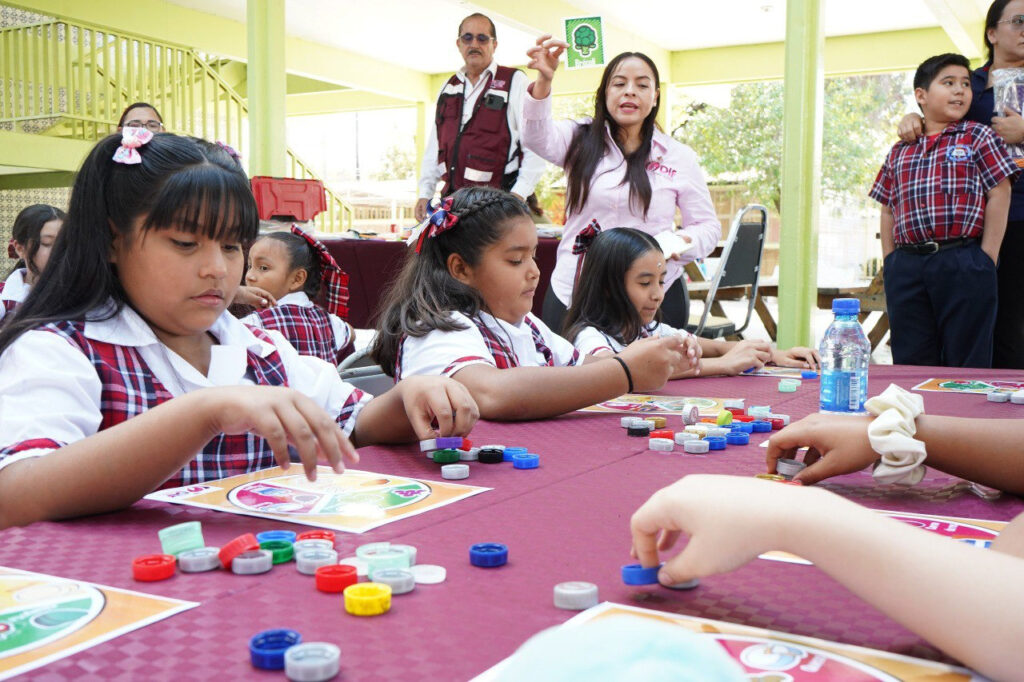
[819,298,870,414]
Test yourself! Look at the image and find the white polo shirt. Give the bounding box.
[573,322,691,357]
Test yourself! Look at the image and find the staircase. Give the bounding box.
[0,15,353,232]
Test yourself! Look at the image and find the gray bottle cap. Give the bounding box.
[284,642,341,682]
[295,548,339,575]
[553,581,599,610]
[368,568,416,595]
[231,549,273,575]
[178,546,221,573]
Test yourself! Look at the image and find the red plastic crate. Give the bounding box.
[250,176,327,222]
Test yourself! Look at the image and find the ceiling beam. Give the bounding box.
[922,0,985,58]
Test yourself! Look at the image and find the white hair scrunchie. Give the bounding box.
[866,383,927,485]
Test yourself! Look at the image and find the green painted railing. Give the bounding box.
[0,17,353,232]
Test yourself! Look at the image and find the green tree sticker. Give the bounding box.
[573,24,597,57]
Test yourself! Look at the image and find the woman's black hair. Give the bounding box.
[9,204,66,276]
[563,52,660,221]
[0,133,258,354]
[371,186,531,376]
[117,101,163,128]
[258,232,322,299]
[562,228,662,347]
[984,0,1015,64]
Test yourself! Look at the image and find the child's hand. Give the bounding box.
[771,346,821,370]
[718,339,771,375]
[619,336,686,391]
[526,34,567,82]
[630,474,809,585]
[396,375,479,439]
[233,285,277,309]
[765,413,877,485]
[205,386,358,481]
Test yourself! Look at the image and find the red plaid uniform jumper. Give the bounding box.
[0,320,364,487]
[249,304,352,365]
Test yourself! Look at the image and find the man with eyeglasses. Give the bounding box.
[415,13,545,222]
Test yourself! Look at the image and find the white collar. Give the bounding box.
[1,268,29,302]
[478,310,528,334]
[457,60,498,85]
[84,300,276,357]
[278,291,314,308]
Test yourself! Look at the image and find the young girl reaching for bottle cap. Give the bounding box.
[241,227,355,365]
[371,187,697,420]
[632,406,1024,680]
[0,131,477,529]
[2,204,65,323]
[563,227,820,376]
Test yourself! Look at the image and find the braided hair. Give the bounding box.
[371,187,530,375]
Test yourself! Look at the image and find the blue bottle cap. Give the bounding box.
[250,628,302,670]
[801,370,819,379]
[512,453,540,469]
[725,431,750,445]
[831,298,860,314]
[731,422,754,433]
[470,542,508,567]
[503,446,528,462]
[621,563,662,585]
[256,530,297,544]
[750,420,772,433]
[705,436,727,450]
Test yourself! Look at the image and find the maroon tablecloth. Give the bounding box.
[1,365,1021,680]
[322,237,560,329]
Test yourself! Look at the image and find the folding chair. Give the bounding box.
[337,348,395,394]
[685,204,769,339]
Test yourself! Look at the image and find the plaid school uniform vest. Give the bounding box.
[0,320,362,488]
[0,282,17,319]
[250,304,351,365]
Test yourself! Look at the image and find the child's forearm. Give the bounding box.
[697,337,732,358]
[785,495,1024,680]
[0,391,223,528]
[452,362,627,420]
[911,415,1024,494]
[981,180,1011,261]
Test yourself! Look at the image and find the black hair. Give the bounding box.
[9,204,66,276]
[371,187,530,376]
[0,133,258,354]
[985,0,1015,64]
[564,52,660,220]
[458,12,496,38]
[118,102,163,128]
[257,232,322,299]
[562,228,663,347]
[913,53,971,91]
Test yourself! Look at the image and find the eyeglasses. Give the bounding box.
[998,14,1024,27]
[459,33,493,45]
[124,120,164,132]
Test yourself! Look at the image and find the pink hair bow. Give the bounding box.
[112,127,154,165]
[414,197,460,254]
[215,140,242,164]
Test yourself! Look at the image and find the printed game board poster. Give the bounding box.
[743,365,813,379]
[563,16,604,69]
[474,602,977,681]
[146,466,490,533]
[912,377,1024,394]
[761,510,1006,565]
[0,567,196,680]
[578,393,730,416]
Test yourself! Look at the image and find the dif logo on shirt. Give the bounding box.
[646,161,677,178]
[946,144,973,163]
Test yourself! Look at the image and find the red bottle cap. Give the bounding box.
[315,564,358,593]
[132,553,176,581]
[218,533,260,569]
[649,430,674,439]
[768,418,785,430]
[296,530,335,543]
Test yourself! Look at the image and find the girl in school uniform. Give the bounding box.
[241,226,355,365]
[0,131,477,529]
[1,204,65,323]
[371,186,698,420]
[563,228,819,376]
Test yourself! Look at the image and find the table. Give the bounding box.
[322,237,560,329]
[2,366,1021,680]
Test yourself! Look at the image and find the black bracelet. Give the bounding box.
[612,356,634,393]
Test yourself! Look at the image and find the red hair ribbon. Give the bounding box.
[572,219,602,289]
[290,225,350,319]
[414,197,460,254]
[7,239,17,259]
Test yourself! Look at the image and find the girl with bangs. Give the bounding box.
[0,132,477,529]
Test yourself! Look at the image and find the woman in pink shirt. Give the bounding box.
[523,36,720,333]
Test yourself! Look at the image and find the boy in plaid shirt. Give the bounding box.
[871,53,1018,367]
